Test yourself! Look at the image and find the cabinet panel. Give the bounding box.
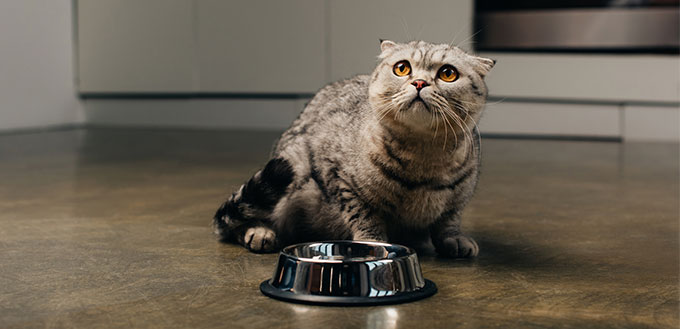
[77,0,195,93]
[196,0,325,93]
[481,52,680,103]
[623,105,680,141]
[479,102,621,138]
[329,0,473,81]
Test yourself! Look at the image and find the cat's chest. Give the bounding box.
[388,187,451,226]
[358,169,454,226]
[359,136,470,225]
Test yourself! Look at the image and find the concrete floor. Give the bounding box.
[0,128,677,329]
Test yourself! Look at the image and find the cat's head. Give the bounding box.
[368,40,494,137]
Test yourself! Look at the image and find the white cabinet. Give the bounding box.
[78,0,326,94]
[328,0,473,81]
[195,0,325,93]
[77,0,472,93]
[76,1,679,141]
[481,52,680,103]
[623,105,680,141]
[479,102,621,138]
[77,0,195,93]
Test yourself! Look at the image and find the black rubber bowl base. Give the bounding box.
[259,279,437,306]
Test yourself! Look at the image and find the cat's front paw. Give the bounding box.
[243,227,278,253]
[433,234,479,258]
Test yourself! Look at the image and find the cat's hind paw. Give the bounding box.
[243,227,278,253]
[434,234,479,258]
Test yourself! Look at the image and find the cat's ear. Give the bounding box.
[474,56,496,78]
[380,39,397,52]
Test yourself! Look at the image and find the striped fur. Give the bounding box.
[214,40,494,257]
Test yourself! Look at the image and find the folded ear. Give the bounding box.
[380,39,397,52]
[474,56,496,77]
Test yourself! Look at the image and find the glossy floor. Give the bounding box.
[0,129,677,329]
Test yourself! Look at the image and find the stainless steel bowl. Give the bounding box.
[259,241,437,306]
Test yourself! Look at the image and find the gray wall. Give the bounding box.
[0,0,82,131]
[77,0,473,94]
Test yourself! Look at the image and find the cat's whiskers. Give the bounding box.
[392,90,416,122]
[457,98,505,107]
[454,100,483,160]
[450,103,477,158]
[446,107,472,157]
[455,101,481,136]
[415,24,428,42]
[393,100,402,121]
[429,99,440,139]
[377,108,393,123]
[436,105,449,149]
[455,29,482,49]
[375,101,395,123]
[430,95,457,150]
[430,102,445,147]
[433,93,472,154]
[449,24,467,47]
[399,17,413,41]
[374,92,406,123]
[389,97,402,121]
[374,105,390,121]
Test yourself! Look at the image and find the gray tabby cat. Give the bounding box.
[214,40,494,258]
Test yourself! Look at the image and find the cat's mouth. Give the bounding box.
[408,96,430,112]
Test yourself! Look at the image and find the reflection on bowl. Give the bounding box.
[260,241,437,306]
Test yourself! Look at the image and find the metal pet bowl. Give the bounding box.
[259,241,437,306]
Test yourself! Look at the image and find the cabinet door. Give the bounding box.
[329,0,473,81]
[196,0,325,93]
[77,0,195,93]
[481,52,680,103]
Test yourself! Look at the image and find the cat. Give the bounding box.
[214,40,494,258]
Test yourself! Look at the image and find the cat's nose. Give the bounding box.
[411,79,429,90]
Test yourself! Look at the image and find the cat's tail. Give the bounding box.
[213,157,294,244]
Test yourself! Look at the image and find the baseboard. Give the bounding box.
[0,123,84,136]
[11,97,666,143]
[82,98,309,131]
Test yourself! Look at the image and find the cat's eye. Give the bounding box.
[438,65,458,82]
[393,61,411,77]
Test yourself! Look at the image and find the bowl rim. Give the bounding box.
[260,278,437,306]
[279,240,417,264]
